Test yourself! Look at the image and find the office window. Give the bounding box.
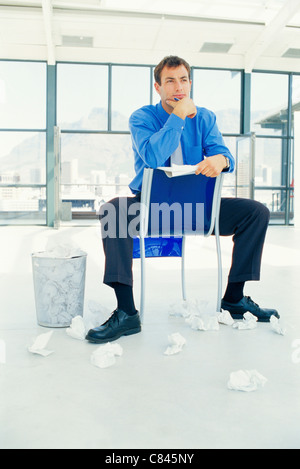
[193,69,241,134]
[251,72,289,136]
[255,137,287,187]
[0,61,46,225]
[292,74,300,105]
[57,64,109,131]
[0,186,46,225]
[60,133,133,216]
[0,61,46,129]
[0,131,46,225]
[292,74,300,137]
[222,136,237,197]
[0,132,46,185]
[111,66,151,131]
[255,189,288,225]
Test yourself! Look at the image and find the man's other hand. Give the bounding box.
[195,154,227,178]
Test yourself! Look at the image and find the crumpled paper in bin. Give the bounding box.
[227,369,267,392]
[39,240,86,259]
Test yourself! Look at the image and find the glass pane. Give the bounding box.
[290,138,294,187]
[289,188,294,225]
[0,187,46,225]
[255,138,287,187]
[255,189,287,225]
[236,135,254,199]
[193,69,241,134]
[0,61,46,129]
[0,132,46,184]
[251,72,289,136]
[222,136,236,197]
[292,74,300,137]
[111,66,151,131]
[292,74,300,105]
[57,64,109,131]
[60,133,133,216]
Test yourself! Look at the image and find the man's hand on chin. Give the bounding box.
[165,97,197,120]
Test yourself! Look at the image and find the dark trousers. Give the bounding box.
[99,196,270,288]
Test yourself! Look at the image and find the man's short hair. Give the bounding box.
[154,56,191,85]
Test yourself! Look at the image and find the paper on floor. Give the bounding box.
[164,333,186,355]
[228,369,267,392]
[66,316,86,340]
[91,342,123,369]
[169,299,220,332]
[28,331,54,357]
[66,301,111,340]
[186,314,220,331]
[217,311,235,326]
[169,299,204,318]
[270,315,286,335]
[232,312,258,330]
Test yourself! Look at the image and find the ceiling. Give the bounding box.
[1,0,300,72]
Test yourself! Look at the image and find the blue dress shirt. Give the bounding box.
[129,101,235,194]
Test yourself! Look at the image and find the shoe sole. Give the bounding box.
[86,327,141,344]
[221,307,279,323]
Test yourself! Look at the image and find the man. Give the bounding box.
[86,56,279,344]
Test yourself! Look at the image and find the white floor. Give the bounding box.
[1,224,300,449]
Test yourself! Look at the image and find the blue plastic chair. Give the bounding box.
[133,168,224,320]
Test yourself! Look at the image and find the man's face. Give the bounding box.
[154,65,192,112]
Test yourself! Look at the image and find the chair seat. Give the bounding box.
[133,237,183,259]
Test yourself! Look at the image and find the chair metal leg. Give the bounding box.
[216,233,222,312]
[139,237,146,323]
[181,236,187,301]
[214,213,222,312]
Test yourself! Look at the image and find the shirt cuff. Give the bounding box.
[165,113,186,132]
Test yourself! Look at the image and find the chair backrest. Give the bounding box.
[140,168,223,238]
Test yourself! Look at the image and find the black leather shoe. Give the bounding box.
[221,296,280,323]
[86,309,142,344]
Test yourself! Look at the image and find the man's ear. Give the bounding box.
[154,82,160,95]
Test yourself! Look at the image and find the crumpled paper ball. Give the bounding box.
[232,312,258,330]
[227,369,267,392]
[28,331,54,357]
[164,333,186,355]
[186,314,219,331]
[91,342,123,369]
[168,299,205,318]
[270,315,286,335]
[66,316,86,340]
[218,310,235,326]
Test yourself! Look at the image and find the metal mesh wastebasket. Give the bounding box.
[32,252,87,328]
